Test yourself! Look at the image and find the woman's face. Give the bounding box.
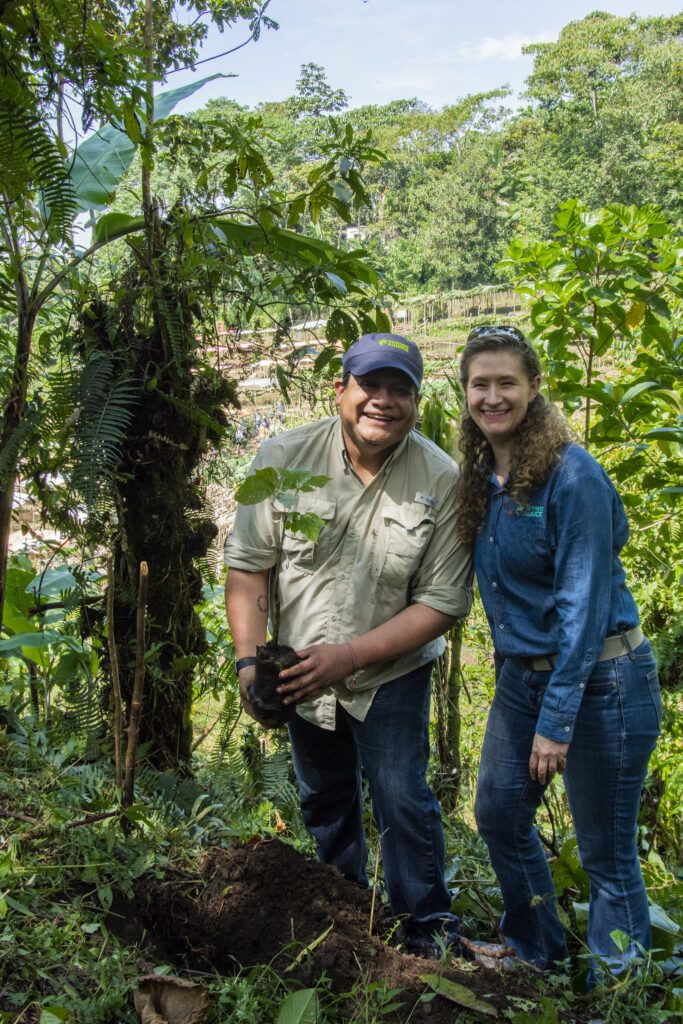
[465,349,540,449]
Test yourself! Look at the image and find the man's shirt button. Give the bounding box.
[499,623,505,630]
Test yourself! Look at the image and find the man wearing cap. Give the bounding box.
[225,332,472,955]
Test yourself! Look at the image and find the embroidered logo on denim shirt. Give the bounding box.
[513,504,544,518]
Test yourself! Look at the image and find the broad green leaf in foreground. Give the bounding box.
[420,974,497,1017]
[276,988,320,1024]
[235,467,279,504]
[93,212,144,243]
[69,74,228,212]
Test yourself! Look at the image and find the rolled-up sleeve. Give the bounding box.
[224,449,281,573]
[410,480,474,619]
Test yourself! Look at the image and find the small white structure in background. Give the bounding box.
[241,377,277,390]
[342,226,366,242]
[290,318,327,332]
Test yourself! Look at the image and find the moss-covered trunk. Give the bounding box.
[82,224,236,770]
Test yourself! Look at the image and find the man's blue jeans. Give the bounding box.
[475,640,661,973]
[288,662,459,944]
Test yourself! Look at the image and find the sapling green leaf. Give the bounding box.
[235,468,331,544]
[276,987,320,1023]
[234,467,279,504]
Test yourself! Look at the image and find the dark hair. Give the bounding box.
[455,326,574,543]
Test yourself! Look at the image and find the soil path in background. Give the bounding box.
[135,837,579,1022]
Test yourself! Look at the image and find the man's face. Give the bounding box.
[334,369,419,458]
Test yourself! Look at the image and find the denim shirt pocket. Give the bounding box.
[499,506,551,625]
[378,500,436,588]
[275,496,337,574]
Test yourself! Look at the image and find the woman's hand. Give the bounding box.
[276,643,357,704]
[529,733,569,785]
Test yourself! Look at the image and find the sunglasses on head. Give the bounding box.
[466,325,526,343]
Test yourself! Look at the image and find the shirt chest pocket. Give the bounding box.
[379,501,436,587]
[275,496,337,574]
[499,508,550,579]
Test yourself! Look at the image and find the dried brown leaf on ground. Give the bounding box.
[133,975,209,1024]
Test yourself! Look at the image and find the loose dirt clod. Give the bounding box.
[135,838,549,1022]
[247,642,301,727]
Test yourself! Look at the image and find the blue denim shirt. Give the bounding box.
[474,444,640,744]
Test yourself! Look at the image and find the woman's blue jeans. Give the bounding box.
[475,640,661,974]
[288,662,459,944]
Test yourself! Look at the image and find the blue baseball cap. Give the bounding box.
[342,333,423,390]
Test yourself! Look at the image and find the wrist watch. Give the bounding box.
[235,656,257,674]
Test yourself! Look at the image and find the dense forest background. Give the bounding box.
[0,4,681,1022]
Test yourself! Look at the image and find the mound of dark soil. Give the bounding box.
[135,837,548,1022]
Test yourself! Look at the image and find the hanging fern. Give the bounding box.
[260,749,299,811]
[70,351,141,517]
[56,673,103,757]
[0,77,77,243]
[154,389,229,439]
[156,294,186,368]
[0,405,41,484]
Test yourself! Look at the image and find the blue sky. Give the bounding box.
[166,0,682,113]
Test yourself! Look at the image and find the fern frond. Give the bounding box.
[0,77,77,242]
[155,389,227,438]
[71,352,141,515]
[0,406,41,484]
[206,686,244,773]
[261,749,298,810]
[157,295,185,367]
[59,675,102,746]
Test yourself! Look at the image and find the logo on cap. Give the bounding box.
[378,339,410,353]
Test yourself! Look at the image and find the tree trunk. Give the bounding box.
[432,621,464,811]
[0,306,36,625]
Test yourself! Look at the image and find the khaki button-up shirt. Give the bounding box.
[225,417,473,729]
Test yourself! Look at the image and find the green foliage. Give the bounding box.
[70,75,229,212]
[500,199,682,615]
[0,88,76,244]
[419,974,496,1016]
[236,467,331,542]
[516,13,683,227]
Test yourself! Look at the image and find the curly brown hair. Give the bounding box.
[455,331,575,544]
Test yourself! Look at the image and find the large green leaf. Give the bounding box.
[234,467,279,504]
[69,74,227,212]
[276,989,319,1024]
[25,567,79,599]
[209,219,379,287]
[93,212,144,243]
[419,974,497,1017]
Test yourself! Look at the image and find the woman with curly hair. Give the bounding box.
[457,325,661,979]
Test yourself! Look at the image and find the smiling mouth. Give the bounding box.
[362,413,395,423]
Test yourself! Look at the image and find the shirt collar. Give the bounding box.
[336,417,412,478]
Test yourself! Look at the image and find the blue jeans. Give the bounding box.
[288,663,459,943]
[475,640,661,973]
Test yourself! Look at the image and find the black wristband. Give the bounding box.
[235,656,257,674]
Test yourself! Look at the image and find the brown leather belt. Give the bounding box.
[523,626,644,672]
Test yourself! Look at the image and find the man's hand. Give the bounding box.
[276,643,357,704]
[529,733,569,785]
[237,664,259,720]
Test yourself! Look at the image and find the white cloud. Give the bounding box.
[457,32,554,62]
